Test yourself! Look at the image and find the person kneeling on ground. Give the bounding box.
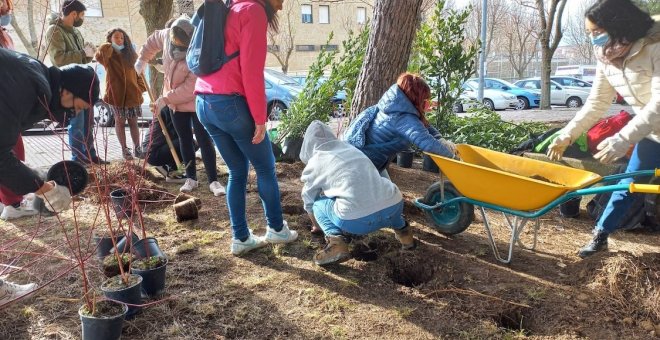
[138,106,193,183]
[300,121,416,266]
[0,49,99,304]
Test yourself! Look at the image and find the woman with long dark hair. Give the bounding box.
[547,0,659,257]
[95,28,146,160]
[195,0,297,255]
[343,72,456,174]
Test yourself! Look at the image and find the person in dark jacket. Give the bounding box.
[0,50,95,304]
[138,106,193,183]
[343,73,456,174]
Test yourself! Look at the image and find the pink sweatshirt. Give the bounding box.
[194,0,268,124]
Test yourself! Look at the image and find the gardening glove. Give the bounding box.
[36,181,72,213]
[134,59,147,75]
[83,45,95,58]
[594,134,632,164]
[547,133,572,161]
[439,138,457,157]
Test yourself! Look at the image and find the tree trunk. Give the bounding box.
[540,49,552,109]
[139,0,174,98]
[350,0,423,116]
[10,15,38,57]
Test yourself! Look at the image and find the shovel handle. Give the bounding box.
[629,183,660,194]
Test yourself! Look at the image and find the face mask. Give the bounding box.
[73,18,84,27]
[590,32,609,47]
[0,14,10,27]
[112,42,124,51]
[169,44,188,61]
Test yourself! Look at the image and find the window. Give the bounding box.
[320,44,338,51]
[296,44,316,52]
[319,5,329,24]
[301,4,313,23]
[357,7,366,24]
[50,0,103,17]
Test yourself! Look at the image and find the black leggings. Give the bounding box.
[171,111,217,183]
[147,139,181,171]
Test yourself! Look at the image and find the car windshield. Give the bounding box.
[265,69,299,86]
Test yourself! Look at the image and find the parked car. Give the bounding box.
[264,69,302,120]
[429,92,477,114]
[514,78,590,108]
[462,82,518,111]
[466,78,540,110]
[550,76,592,90]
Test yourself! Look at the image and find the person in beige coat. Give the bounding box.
[547,0,660,258]
[135,16,225,196]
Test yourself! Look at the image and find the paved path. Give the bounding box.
[23,104,634,171]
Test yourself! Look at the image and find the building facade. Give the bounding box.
[11,0,373,73]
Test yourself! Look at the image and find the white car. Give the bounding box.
[550,76,592,90]
[514,78,590,108]
[462,82,518,111]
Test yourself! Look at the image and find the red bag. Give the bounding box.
[586,110,633,153]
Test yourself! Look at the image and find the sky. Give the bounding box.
[453,0,595,15]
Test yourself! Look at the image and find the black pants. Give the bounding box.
[171,111,217,183]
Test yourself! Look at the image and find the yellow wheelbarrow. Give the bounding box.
[414,144,660,264]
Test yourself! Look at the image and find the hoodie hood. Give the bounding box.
[300,120,338,164]
[48,14,74,33]
[377,84,420,117]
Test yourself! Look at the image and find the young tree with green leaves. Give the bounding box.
[413,0,478,131]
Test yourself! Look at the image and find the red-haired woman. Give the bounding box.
[95,28,146,160]
[344,72,456,173]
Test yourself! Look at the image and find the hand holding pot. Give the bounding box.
[36,181,72,213]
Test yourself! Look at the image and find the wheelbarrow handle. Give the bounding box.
[629,183,660,194]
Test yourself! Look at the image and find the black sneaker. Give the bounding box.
[578,231,609,258]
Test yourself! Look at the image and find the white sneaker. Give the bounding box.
[179,178,198,193]
[209,181,226,196]
[0,279,37,304]
[1,205,38,220]
[230,231,268,256]
[265,221,298,244]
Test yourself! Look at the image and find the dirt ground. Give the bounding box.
[1,159,659,340]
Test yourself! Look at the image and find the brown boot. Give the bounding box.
[394,223,416,250]
[313,235,351,266]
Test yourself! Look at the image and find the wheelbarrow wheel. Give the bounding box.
[423,181,474,235]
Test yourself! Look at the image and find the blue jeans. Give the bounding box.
[196,94,283,241]
[68,109,97,162]
[597,138,660,234]
[313,197,406,236]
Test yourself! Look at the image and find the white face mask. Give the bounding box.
[0,14,10,27]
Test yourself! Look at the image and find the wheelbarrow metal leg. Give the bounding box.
[480,207,515,264]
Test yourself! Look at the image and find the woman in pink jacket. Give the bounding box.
[136,15,225,196]
[195,0,297,255]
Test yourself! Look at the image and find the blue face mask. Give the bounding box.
[0,14,11,27]
[590,32,609,47]
[112,42,125,51]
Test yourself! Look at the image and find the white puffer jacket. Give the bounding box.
[563,18,660,144]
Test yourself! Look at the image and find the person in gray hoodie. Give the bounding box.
[300,121,415,266]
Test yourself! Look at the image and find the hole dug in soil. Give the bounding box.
[493,307,531,335]
[387,255,435,288]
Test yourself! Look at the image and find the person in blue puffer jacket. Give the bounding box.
[343,72,456,173]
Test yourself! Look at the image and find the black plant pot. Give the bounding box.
[281,137,303,163]
[132,237,165,260]
[560,197,581,218]
[110,189,132,219]
[111,232,139,255]
[94,234,126,259]
[79,301,127,340]
[422,154,440,173]
[47,160,89,195]
[101,274,143,320]
[131,259,167,297]
[396,151,414,168]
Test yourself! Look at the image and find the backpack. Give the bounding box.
[186,0,239,76]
